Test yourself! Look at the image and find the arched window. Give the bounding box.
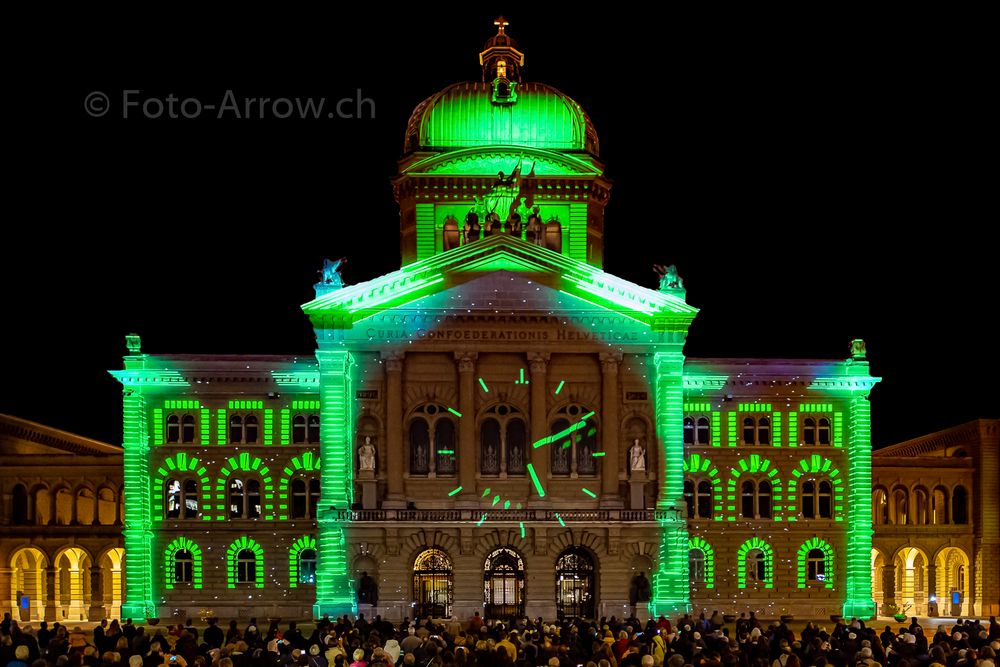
[506,418,527,475]
[743,417,770,445]
[684,480,695,518]
[741,481,755,518]
[167,480,183,519]
[292,479,308,519]
[12,484,29,525]
[818,480,832,518]
[684,417,695,445]
[484,547,525,619]
[409,406,456,476]
[689,549,705,582]
[550,404,597,476]
[697,481,712,519]
[747,550,766,583]
[167,415,180,443]
[891,487,908,525]
[307,415,320,444]
[229,415,243,444]
[293,415,307,444]
[758,480,772,518]
[932,486,948,524]
[245,415,259,443]
[802,481,816,518]
[913,487,929,525]
[873,487,889,525]
[804,418,816,445]
[555,547,595,619]
[413,548,453,619]
[237,549,256,583]
[229,479,245,518]
[952,485,968,524]
[246,480,261,518]
[480,418,501,475]
[409,418,430,475]
[298,549,317,585]
[175,549,193,583]
[807,548,825,581]
[818,418,831,445]
[697,417,710,445]
[181,415,196,443]
[309,479,320,518]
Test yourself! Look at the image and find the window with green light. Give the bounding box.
[213,453,274,521]
[682,453,722,520]
[688,536,715,589]
[153,453,209,521]
[725,455,784,521]
[289,535,318,588]
[736,537,774,589]
[788,454,845,521]
[164,537,203,589]
[797,537,835,589]
[227,536,264,588]
[278,453,322,520]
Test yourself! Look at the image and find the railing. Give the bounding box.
[328,508,680,522]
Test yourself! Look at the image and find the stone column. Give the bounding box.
[880,564,897,615]
[44,567,58,622]
[93,491,101,525]
[843,383,878,619]
[528,353,550,503]
[88,566,105,621]
[926,564,939,615]
[383,352,405,509]
[599,352,623,508]
[455,352,478,507]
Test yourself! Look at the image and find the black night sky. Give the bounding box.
[6,8,996,448]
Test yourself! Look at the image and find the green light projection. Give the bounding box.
[797,537,835,589]
[120,382,155,620]
[725,455,784,521]
[277,453,322,520]
[736,537,774,589]
[688,536,715,589]
[226,536,264,589]
[164,537,203,589]
[650,351,690,617]
[313,350,355,618]
[843,387,877,618]
[152,453,209,521]
[788,454,844,521]
[682,453,722,520]
[213,453,274,521]
[684,403,721,447]
[289,536,318,588]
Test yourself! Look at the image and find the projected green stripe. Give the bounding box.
[526,463,545,497]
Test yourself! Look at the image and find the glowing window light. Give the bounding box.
[771,412,782,447]
[216,409,227,445]
[688,536,715,589]
[163,537,203,589]
[797,537,835,589]
[213,453,274,521]
[736,537,774,589]
[226,536,264,589]
[725,455,784,521]
[152,453,209,521]
[726,413,737,447]
[682,453,723,520]
[288,535,318,588]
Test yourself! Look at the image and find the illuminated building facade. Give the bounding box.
[871,420,999,618]
[0,414,124,622]
[107,20,886,622]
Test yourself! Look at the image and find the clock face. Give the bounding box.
[446,370,600,530]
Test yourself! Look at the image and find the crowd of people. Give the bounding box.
[2,611,998,667]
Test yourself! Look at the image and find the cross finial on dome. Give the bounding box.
[494,16,509,34]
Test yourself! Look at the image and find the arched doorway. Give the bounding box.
[871,549,885,612]
[413,548,453,619]
[10,547,47,621]
[556,547,596,619]
[55,547,91,621]
[483,547,525,620]
[935,547,971,616]
[893,547,929,615]
[99,548,124,620]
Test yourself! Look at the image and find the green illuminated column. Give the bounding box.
[121,386,155,620]
[651,351,690,617]
[314,349,356,618]
[843,388,876,619]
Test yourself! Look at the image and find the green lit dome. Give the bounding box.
[404,82,600,156]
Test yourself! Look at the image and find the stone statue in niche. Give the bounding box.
[628,572,651,605]
[358,571,378,605]
[358,435,376,472]
[629,439,646,473]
